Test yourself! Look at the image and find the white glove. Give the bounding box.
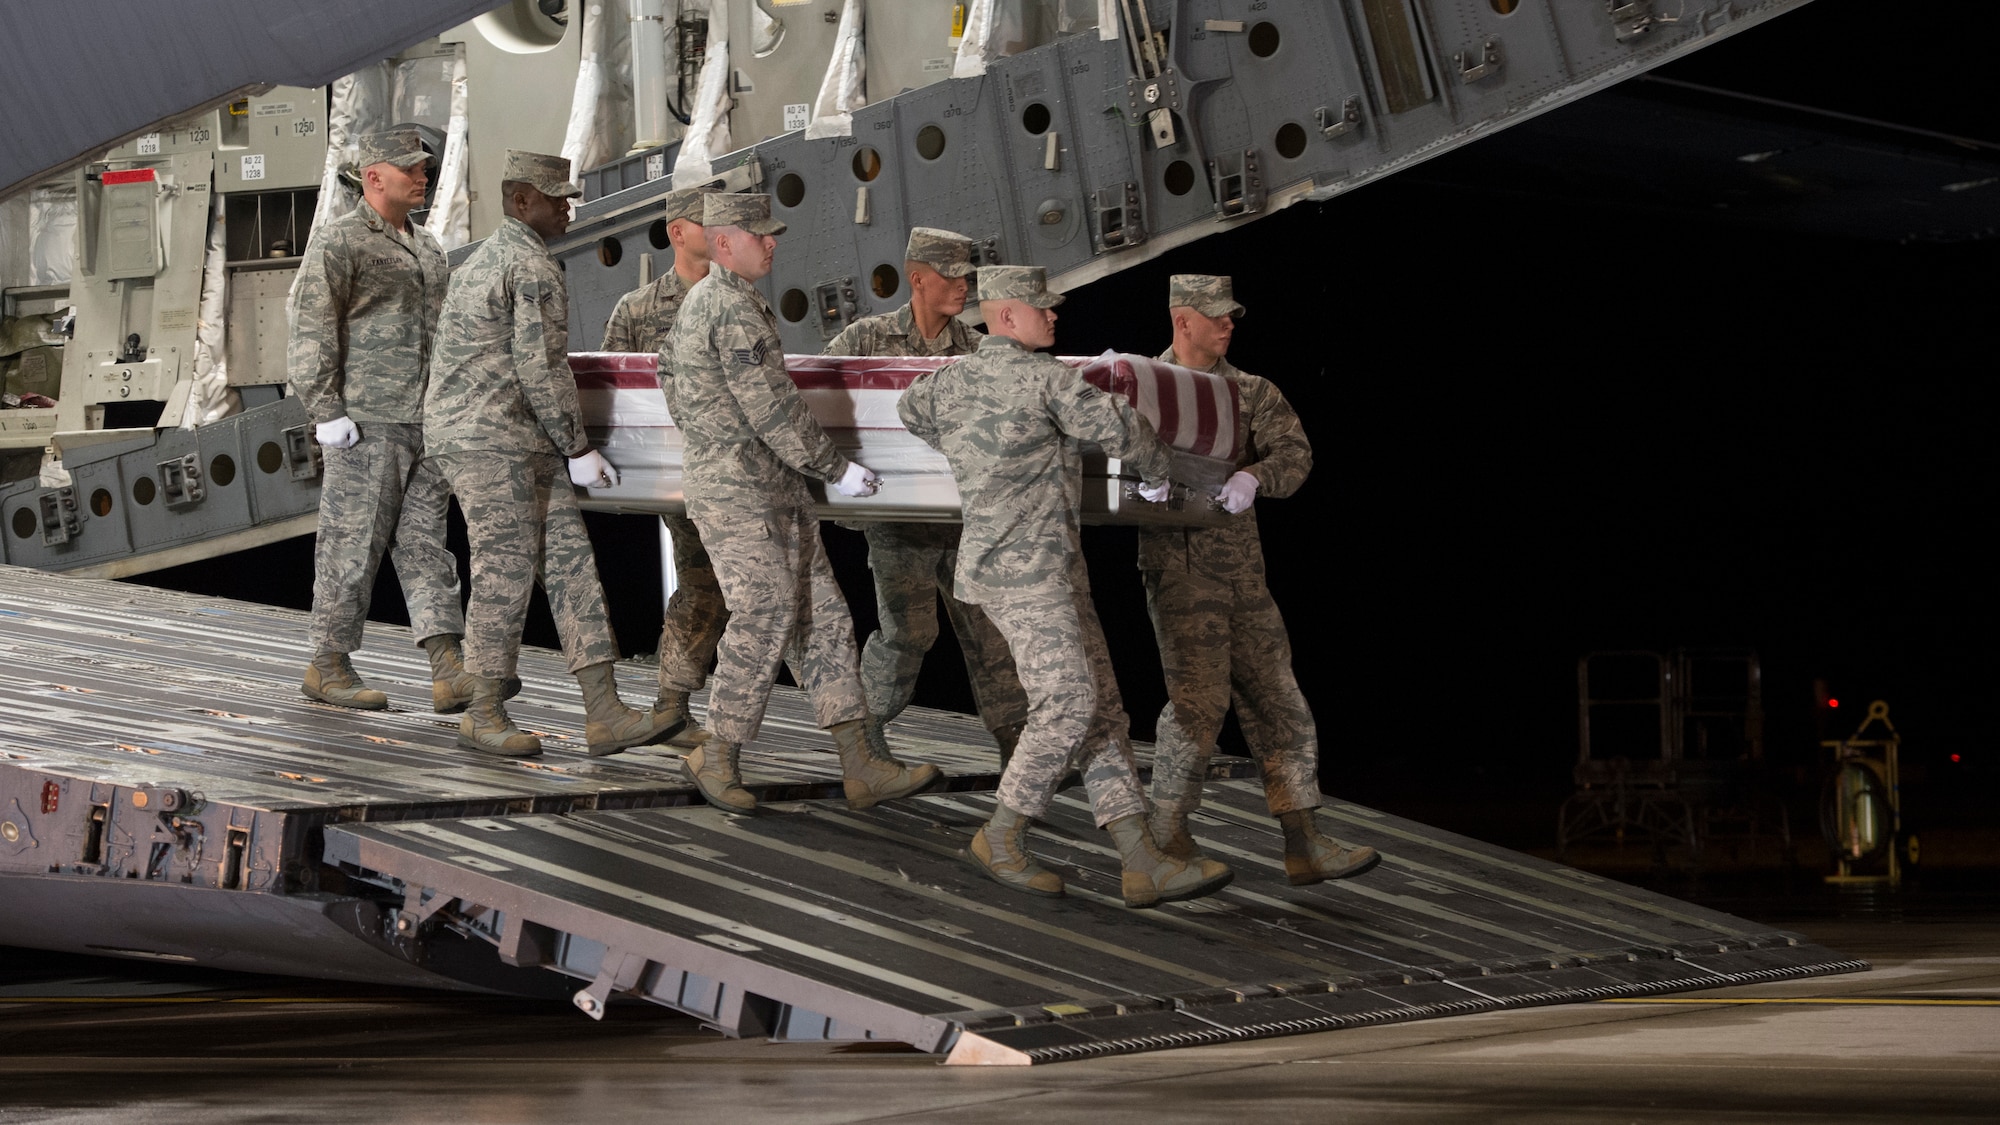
[834,461,881,498]
[314,417,359,449]
[1215,471,1259,515]
[1137,479,1172,504]
[568,449,621,488]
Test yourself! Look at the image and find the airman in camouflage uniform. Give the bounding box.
[822,228,1028,760]
[424,150,679,758]
[288,128,476,715]
[898,265,1231,908]
[663,192,941,813]
[599,186,723,748]
[601,187,710,353]
[1143,275,1378,885]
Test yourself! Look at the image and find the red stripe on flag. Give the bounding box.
[570,352,947,392]
[1076,356,1139,406]
[570,352,660,390]
[568,352,1240,456]
[789,357,937,390]
[1218,382,1242,461]
[1190,371,1218,455]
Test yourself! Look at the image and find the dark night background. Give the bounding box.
[135,0,1996,857]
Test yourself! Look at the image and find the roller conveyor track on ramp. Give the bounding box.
[323,783,1870,1066]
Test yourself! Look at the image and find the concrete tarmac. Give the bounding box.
[3,901,1995,1124]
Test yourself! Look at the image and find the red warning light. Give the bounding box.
[1828,698,1840,708]
[1951,754,1962,763]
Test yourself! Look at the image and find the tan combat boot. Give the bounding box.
[653,689,711,749]
[1147,804,1201,861]
[458,676,541,757]
[1279,809,1380,885]
[967,803,1064,897]
[830,718,943,809]
[302,652,388,710]
[423,634,523,714]
[683,739,757,813]
[990,721,1025,773]
[1106,814,1233,908]
[575,662,683,757]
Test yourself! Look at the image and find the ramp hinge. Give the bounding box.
[37,487,83,546]
[813,277,859,340]
[1208,149,1264,219]
[1316,97,1363,141]
[1608,1,1653,41]
[1125,70,1183,149]
[1455,39,1503,83]
[1092,183,1145,251]
[156,453,205,509]
[393,886,460,936]
[574,950,650,1021]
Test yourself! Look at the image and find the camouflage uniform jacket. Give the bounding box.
[286,199,448,425]
[1136,347,1312,577]
[898,335,1173,602]
[601,268,694,354]
[599,268,695,416]
[423,217,589,458]
[824,302,980,539]
[665,262,849,512]
[824,302,980,358]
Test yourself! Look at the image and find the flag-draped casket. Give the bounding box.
[569,351,1241,527]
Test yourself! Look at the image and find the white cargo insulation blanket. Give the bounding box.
[569,351,1240,525]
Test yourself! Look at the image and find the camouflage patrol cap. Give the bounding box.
[905,227,977,278]
[703,193,787,236]
[661,186,711,225]
[355,128,432,171]
[502,150,583,199]
[1168,274,1246,318]
[976,265,1064,309]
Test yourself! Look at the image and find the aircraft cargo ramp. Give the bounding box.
[0,565,1865,1063]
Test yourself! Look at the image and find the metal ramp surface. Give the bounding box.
[0,564,1021,814]
[325,782,1868,1065]
[0,564,1246,985]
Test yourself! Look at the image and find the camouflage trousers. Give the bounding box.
[435,451,620,681]
[656,512,729,692]
[860,522,1028,733]
[979,569,1147,828]
[689,501,868,744]
[309,422,462,653]
[1144,566,1321,817]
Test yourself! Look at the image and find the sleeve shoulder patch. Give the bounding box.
[728,338,773,366]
